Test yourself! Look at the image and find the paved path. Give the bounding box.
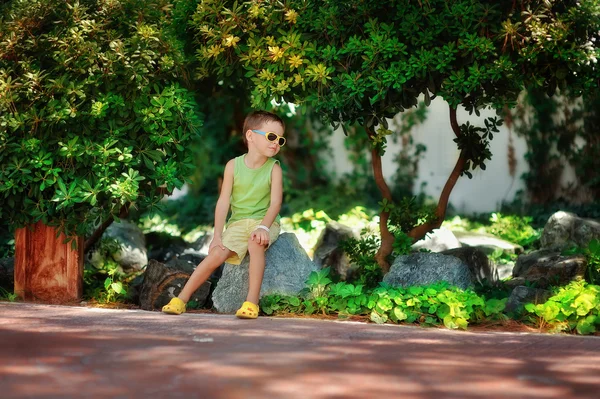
[0,302,599,399]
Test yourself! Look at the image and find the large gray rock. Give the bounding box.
[313,222,356,280]
[412,228,461,252]
[453,230,523,255]
[383,253,473,290]
[511,249,587,288]
[441,247,499,285]
[212,233,318,313]
[89,219,148,272]
[138,259,211,311]
[540,211,600,250]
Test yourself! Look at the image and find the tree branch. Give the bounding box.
[408,105,466,242]
[84,203,130,253]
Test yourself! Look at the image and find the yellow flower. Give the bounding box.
[288,54,304,70]
[285,9,299,24]
[248,3,263,18]
[293,73,304,86]
[222,34,240,48]
[269,45,285,61]
[265,36,276,46]
[258,69,277,81]
[205,44,224,58]
[275,79,290,94]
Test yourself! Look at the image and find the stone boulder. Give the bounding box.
[89,219,148,272]
[453,230,523,255]
[138,259,211,311]
[540,211,600,250]
[510,249,587,288]
[313,222,356,280]
[441,247,499,285]
[412,227,462,252]
[505,286,552,313]
[382,253,473,290]
[212,233,318,313]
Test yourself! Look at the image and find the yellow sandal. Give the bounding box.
[162,297,186,315]
[235,301,259,319]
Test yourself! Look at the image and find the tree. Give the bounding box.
[190,0,599,271]
[0,0,203,250]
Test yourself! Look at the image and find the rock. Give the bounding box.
[412,227,461,252]
[511,249,587,288]
[453,230,523,255]
[505,286,552,313]
[441,247,499,285]
[0,257,14,289]
[313,222,356,280]
[383,253,473,290]
[146,232,187,263]
[138,259,211,311]
[89,219,148,272]
[540,211,600,250]
[212,233,318,313]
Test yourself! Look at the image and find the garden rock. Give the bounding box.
[412,227,461,252]
[540,211,600,250]
[146,231,187,263]
[453,230,523,255]
[138,259,211,311]
[505,286,551,313]
[383,253,473,290]
[441,247,498,285]
[0,257,14,289]
[510,249,587,288]
[89,219,148,272]
[212,233,318,313]
[313,221,356,280]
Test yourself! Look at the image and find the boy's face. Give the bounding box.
[247,120,285,157]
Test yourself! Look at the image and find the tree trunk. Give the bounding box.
[14,221,83,303]
[408,105,466,242]
[367,128,394,273]
[84,203,130,253]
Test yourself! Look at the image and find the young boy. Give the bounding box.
[162,110,285,319]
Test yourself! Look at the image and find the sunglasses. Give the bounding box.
[252,129,286,147]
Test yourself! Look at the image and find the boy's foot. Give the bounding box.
[235,301,259,319]
[162,297,186,315]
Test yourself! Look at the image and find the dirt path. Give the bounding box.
[1,302,599,398]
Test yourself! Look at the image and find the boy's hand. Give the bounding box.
[209,236,226,253]
[251,229,270,246]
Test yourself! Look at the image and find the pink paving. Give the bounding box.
[0,302,599,398]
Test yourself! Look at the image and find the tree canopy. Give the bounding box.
[0,0,202,239]
[191,0,599,269]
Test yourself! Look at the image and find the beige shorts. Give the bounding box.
[221,219,280,265]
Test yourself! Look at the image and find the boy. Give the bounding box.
[162,110,285,319]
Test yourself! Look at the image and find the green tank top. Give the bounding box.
[228,155,280,225]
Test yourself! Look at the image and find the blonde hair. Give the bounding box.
[242,110,285,146]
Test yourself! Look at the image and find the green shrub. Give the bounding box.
[261,267,507,330]
[488,213,541,248]
[524,281,600,335]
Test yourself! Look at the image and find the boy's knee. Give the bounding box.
[247,237,266,251]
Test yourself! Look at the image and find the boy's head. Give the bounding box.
[242,111,285,152]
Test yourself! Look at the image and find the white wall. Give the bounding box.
[324,97,531,214]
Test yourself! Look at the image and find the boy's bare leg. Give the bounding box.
[246,239,267,305]
[178,246,233,303]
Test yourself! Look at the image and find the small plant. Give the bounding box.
[488,213,541,248]
[261,268,507,331]
[524,281,600,335]
[339,232,383,288]
[562,239,600,284]
[83,238,134,304]
[0,286,18,302]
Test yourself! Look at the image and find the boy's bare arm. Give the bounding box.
[259,163,283,228]
[213,160,235,239]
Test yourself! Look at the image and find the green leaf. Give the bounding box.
[370,311,388,324]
